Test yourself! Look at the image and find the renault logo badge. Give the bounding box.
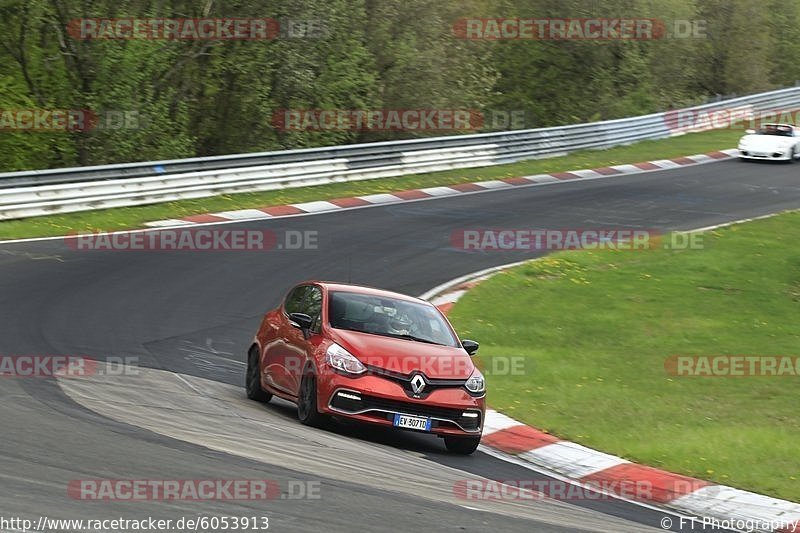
[410,374,426,394]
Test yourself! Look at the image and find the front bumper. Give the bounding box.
[319,373,485,436]
[739,149,792,161]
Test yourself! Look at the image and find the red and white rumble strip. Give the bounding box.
[423,266,800,533]
[145,149,738,228]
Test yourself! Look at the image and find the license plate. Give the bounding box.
[393,413,431,431]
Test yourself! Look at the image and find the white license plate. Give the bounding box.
[393,414,431,431]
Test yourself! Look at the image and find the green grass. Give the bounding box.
[0,128,741,240]
[448,212,800,502]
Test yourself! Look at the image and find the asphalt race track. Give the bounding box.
[2,159,799,532]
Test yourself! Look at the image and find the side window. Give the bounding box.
[302,287,323,333]
[284,286,310,315]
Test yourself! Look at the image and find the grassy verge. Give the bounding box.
[0,128,741,240]
[448,211,800,502]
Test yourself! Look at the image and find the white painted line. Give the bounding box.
[418,261,527,301]
[520,441,629,479]
[609,164,643,174]
[472,180,515,189]
[650,159,682,169]
[570,169,604,179]
[419,186,462,197]
[357,193,404,204]
[430,289,467,307]
[479,445,716,524]
[685,154,713,163]
[720,148,739,156]
[145,219,197,227]
[687,212,783,234]
[290,200,341,213]
[212,209,273,220]
[525,174,560,183]
[0,150,742,244]
[482,409,526,435]
[671,485,800,524]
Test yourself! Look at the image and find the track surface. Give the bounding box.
[1,159,798,532]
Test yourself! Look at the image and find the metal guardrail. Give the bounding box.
[2,87,799,220]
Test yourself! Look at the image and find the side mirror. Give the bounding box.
[461,339,479,356]
[289,313,314,337]
[745,129,755,134]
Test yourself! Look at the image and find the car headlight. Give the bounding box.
[326,343,366,375]
[465,370,486,394]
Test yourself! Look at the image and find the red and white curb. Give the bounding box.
[145,149,738,228]
[422,263,800,533]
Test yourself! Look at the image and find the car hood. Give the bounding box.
[330,329,475,379]
[740,134,794,150]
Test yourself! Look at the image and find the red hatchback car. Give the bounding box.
[246,281,485,454]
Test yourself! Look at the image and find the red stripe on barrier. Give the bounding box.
[707,151,732,160]
[776,522,800,533]
[481,425,560,454]
[450,183,486,192]
[502,177,533,185]
[550,172,579,180]
[182,214,229,223]
[580,463,710,504]
[393,189,432,200]
[436,303,455,315]
[260,205,305,216]
[329,197,372,208]
[592,167,623,176]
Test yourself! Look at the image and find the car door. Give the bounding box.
[794,128,800,158]
[262,285,310,395]
[284,285,324,395]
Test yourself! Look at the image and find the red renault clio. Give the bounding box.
[246,281,485,454]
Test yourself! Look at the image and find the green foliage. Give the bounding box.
[0,0,798,170]
[448,211,800,501]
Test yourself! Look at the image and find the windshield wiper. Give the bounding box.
[339,326,449,346]
[381,332,447,345]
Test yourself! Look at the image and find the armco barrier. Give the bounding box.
[1,87,799,220]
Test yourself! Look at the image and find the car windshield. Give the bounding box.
[328,291,458,347]
[757,125,793,137]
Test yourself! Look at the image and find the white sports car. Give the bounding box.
[738,123,800,162]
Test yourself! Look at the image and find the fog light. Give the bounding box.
[462,412,479,418]
[337,391,361,401]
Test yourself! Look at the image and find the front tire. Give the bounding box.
[297,371,326,427]
[246,346,272,403]
[444,435,481,455]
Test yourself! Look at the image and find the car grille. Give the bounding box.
[364,365,469,399]
[330,392,481,431]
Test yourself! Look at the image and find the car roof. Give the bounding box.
[761,123,795,128]
[304,281,429,304]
